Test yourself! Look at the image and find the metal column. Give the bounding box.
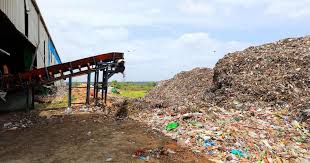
[104,69,108,104]
[86,73,91,105]
[68,76,72,107]
[93,71,97,99]
[94,70,99,106]
[101,70,105,100]
[95,70,99,100]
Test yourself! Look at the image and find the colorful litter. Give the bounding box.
[131,36,310,162]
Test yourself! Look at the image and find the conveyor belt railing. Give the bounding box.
[0,52,125,111]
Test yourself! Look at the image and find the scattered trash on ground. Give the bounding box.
[230,149,245,158]
[132,146,177,161]
[105,157,113,162]
[1,113,46,131]
[166,121,179,131]
[2,35,310,162]
[131,36,310,162]
[0,90,7,102]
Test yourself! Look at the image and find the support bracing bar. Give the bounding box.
[0,52,124,111]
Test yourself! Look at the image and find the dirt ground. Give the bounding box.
[0,108,210,163]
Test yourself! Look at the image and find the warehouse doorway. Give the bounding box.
[0,10,35,76]
[0,10,35,111]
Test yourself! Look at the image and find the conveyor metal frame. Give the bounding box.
[0,52,125,111]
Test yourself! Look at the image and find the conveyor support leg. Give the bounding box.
[68,76,72,108]
[86,73,91,105]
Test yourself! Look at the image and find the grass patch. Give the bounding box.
[35,95,78,109]
[110,81,156,98]
[120,90,147,98]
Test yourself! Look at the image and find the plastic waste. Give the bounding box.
[65,107,72,114]
[231,149,245,157]
[3,122,12,128]
[166,121,179,131]
[130,36,310,162]
[0,91,7,102]
[292,120,301,129]
[111,87,119,94]
[105,158,113,162]
[139,156,146,160]
[204,139,215,147]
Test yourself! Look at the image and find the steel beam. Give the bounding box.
[22,52,123,81]
[101,70,105,100]
[1,52,125,111]
[0,48,10,56]
[86,73,91,105]
[94,70,100,106]
[104,70,108,104]
[93,71,97,100]
[68,76,72,108]
[95,70,99,100]
[1,52,124,89]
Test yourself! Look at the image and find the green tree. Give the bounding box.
[111,80,120,89]
[151,81,157,87]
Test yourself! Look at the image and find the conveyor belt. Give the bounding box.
[1,52,125,90]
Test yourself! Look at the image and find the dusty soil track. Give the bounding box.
[0,112,209,163]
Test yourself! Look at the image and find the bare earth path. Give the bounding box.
[0,112,209,163]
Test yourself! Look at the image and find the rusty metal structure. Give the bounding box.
[0,1,126,111]
[0,52,125,111]
[0,0,64,111]
[0,0,62,74]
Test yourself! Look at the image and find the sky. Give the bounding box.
[36,0,310,81]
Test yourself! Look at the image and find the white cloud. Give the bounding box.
[95,28,129,41]
[150,8,161,14]
[51,27,250,81]
[214,0,265,8]
[177,0,310,28]
[179,0,216,15]
[36,0,310,81]
[264,0,310,19]
[38,0,310,29]
[109,32,250,81]
[179,33,211,43]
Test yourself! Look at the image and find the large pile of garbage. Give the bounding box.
[131,36,310,162]
[209,36,310,121]
[135,68,213,112]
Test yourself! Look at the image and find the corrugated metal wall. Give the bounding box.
[48,40,61,66]
[27,0,39,46]
[0,0,61,68]
[0,0,25,34]
[1,0,63,86]
[36,21,48,68]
